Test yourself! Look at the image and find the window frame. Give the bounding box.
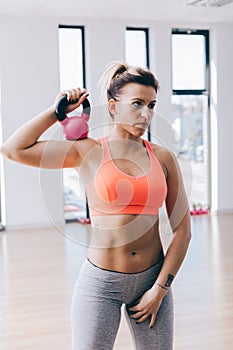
[58,25,89,222]
[58,25,86,88]
[171,29,210,96]
[171,28,211,207]
[126,27,150,69]
[126,27,151,140]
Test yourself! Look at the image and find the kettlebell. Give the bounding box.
[55,95,91,140]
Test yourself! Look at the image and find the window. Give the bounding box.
[58,25,88,222]
[125,27,149,69]
[172,34,206,91]
[171,29,210,208]
[58,25,85,90]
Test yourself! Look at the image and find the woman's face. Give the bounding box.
[109,83,157,136]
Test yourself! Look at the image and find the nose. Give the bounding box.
[141,106,151,119]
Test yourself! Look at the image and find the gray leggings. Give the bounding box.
[71,258,174,350]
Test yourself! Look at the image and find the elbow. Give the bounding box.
[184,229,192,246]
[187,230,192,243]
[183,212,192,243]
[0,144,8,157]
[0,144,18,161]
[175,227,192,246]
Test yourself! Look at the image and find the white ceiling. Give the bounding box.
[0,0,232,23]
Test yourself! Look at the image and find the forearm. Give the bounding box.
[152,227,191,293]
[1,105,57,157]
[129,227,191,328]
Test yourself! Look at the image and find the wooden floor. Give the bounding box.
[1,213,233,349]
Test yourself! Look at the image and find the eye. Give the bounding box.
[132,101,142,108]
[148,103,156,110]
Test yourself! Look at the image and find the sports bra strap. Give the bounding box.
[100,137,111,160]
[143,139,153,152]
[101,137,153,161]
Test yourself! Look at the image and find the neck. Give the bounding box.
[108,125,144,143]
[106,127,145,154]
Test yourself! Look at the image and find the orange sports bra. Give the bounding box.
[86,137,167,216]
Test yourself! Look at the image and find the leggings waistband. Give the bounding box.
[86,251,164,277]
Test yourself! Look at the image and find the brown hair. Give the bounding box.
[98,61,159,104]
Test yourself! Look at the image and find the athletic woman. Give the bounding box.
[1,62,191,349]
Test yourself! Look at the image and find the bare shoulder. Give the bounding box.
[149,142,171,159]
[149,142,181,180]
[71,137,103,171]
[73,137,100,157]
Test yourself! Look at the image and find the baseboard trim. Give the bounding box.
[212,209,233,215]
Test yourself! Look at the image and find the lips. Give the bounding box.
[134,123,148,128]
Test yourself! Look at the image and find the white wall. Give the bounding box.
[0,15,232,229]
[0,16,64,229]
[211,24,233,213]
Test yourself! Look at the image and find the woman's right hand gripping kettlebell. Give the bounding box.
[54,87,89,115]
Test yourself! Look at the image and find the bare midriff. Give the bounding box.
[87,214,163,273]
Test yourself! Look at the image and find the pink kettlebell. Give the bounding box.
[55,95,91,140]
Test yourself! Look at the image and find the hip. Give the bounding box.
[73,255,168,305]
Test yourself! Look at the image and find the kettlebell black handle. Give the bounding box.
[55,95,91,122]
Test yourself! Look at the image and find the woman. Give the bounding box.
[1,62,191,349]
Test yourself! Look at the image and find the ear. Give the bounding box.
[108,98,116,117]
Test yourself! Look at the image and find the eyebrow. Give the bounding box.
[131,98,157,103]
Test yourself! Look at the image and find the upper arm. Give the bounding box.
[6,138,94,169]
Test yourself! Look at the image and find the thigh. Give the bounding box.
[124,289,174,350]
[71,261,122,350]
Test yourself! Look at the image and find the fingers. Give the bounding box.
[62,88,88,102]
[130,309,150,322]
[55,88,89,114]
[131,311,157,328]
[129,304,139,312]
[129,306,157,328]
[149,314,156,329]
[135,314,148,324]
[130,310,144,319]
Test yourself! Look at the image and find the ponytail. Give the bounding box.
[97,61,129,104]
